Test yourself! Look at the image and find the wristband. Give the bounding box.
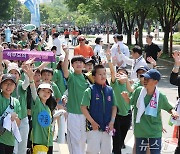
[111,117,115,123]
[108,59,112,63]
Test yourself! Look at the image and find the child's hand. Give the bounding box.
[171,109,179,120]
[91,121,100,130]
[11,112,18,121]
[25,58,35,65]
[62,45,69,55]
[121,91,130,103]
[108,121,114,131]
[23,64,35,80]
[116,72,128,84]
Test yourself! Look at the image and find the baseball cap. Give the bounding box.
[140,69,161,81]
[7,63,21,75]
[1,74,16,85]
[85,58,95,65]
[136,66,150,73]
[37,83,53,93]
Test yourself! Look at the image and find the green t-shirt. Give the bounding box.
[130,87,173,138]
[12,80,27,119]
[18,40,27,47]
[81,86,117,107]
[52,69,67,95]
[31,97,53,146]
[0,94,21,146]
[51,82,62,100]
[67,71,89,114]
[132,81,142,90]
[110,80,130,116]
[47,56,60,69]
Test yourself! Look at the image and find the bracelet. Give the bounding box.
[110,117,115,123]
[30,80,34,84]
[173,65,179,69]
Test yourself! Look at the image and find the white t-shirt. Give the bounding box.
[110,41,130,67]
[53,37,62,55]
[119,54,147,81]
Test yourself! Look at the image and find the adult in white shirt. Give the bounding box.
[93,37,106,64]
[118,45,147,82]
[111,34,130,68]
[52,32,62,56]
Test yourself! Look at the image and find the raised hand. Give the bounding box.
[172,50,180,66]
[22,64,35,81]
[147,56,157,67]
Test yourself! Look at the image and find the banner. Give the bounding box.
[3,50,55,62]
[24,0,35,14]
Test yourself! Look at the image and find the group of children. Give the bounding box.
[0,38,179,154]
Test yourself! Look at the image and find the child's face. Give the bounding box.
[85,62,93,72]
[1,80,16,95]
[72,61,85,73]
[9,69,20,82]
[41,72,53,82]
[143,78,158,89]
[34,72,41,82]
[38,88,52,101]
[94,68,107,85]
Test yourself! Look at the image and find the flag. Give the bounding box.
[24,0,35,14]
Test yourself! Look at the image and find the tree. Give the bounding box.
[154,0,180,54]
[134,0,153,47]
[0,0,17,21]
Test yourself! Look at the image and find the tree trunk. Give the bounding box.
[163,29,170,54]
[138,25,143,47]
[116,17,123,34]
[127,30,132,45]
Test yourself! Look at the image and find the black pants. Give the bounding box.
[0,143,14,154]
[113,113,132,154]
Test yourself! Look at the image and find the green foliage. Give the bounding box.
[75,15,92,27]
[173,32,180,44]
[0,0,17,20]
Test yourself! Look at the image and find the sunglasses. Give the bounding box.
[79,39,85,41]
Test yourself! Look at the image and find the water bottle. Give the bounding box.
[5,27,11,43]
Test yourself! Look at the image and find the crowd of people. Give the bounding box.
[0,24,179,154]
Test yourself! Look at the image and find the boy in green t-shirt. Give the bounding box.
[62,47,89,154]
[0,74,21,154]
[122,69,179,154]
[81,65,117,154]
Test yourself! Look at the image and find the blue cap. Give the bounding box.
[140,69,161,81]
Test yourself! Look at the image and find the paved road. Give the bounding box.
[52,33,180,154]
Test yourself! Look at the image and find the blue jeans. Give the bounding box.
[136,137,161,154]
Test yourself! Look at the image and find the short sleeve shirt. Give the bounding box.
[67,71,89,114]
[110,80,130,116]
[0,94,21,146]
[31,97,53,146]
[144,43,161,63]
[130,87,173,138]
